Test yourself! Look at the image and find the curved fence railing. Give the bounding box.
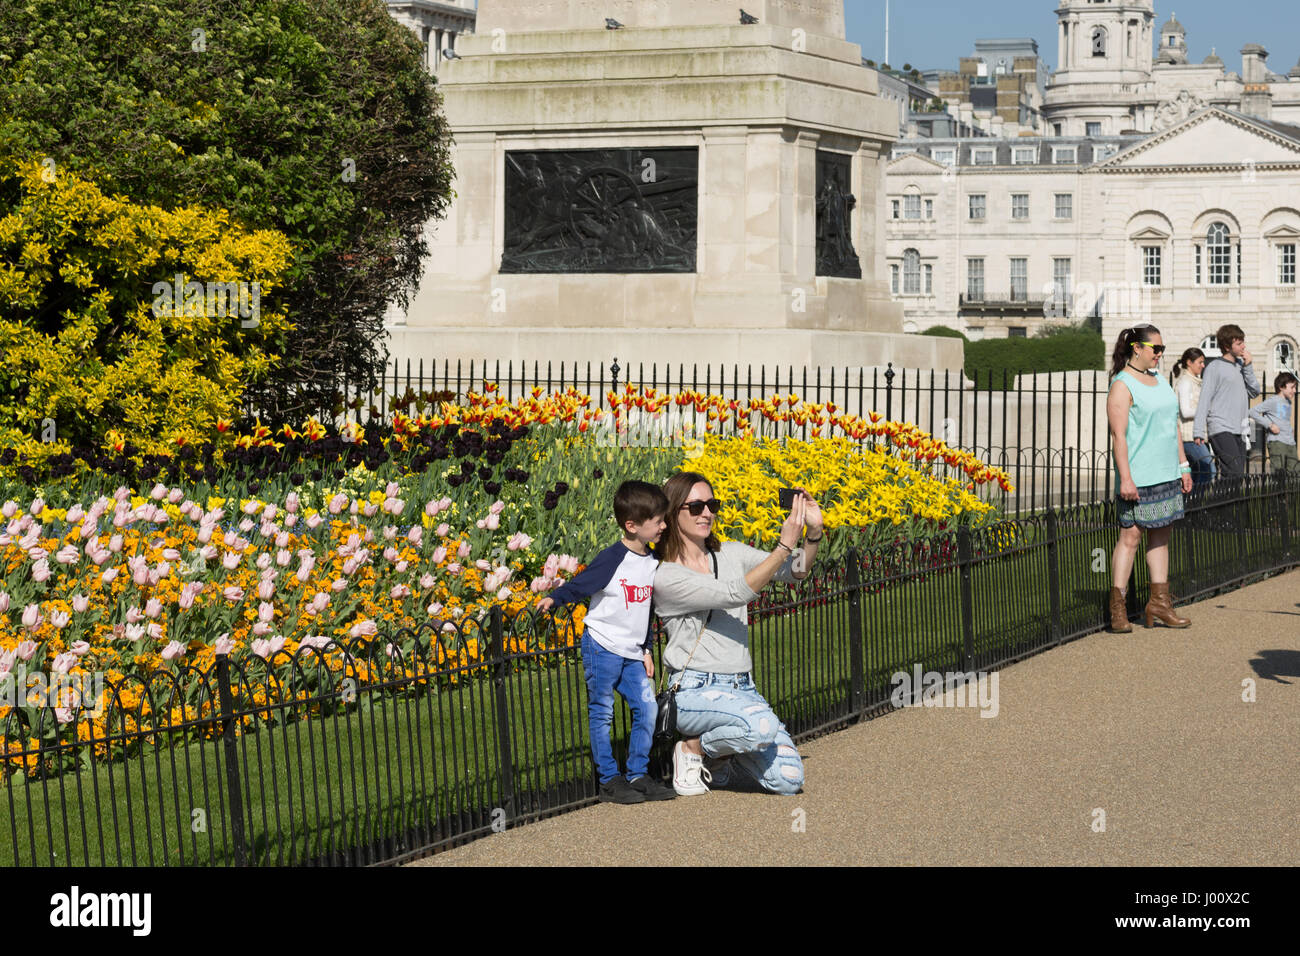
[4,474,1296,866]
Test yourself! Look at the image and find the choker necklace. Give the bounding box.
[1125,362,1148,375]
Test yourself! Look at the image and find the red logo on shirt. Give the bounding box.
[619,578,652,609]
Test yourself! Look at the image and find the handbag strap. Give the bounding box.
[661,549,717,693]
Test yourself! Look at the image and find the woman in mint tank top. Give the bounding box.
[1105,325,1194,633]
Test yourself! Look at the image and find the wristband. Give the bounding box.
[775,541,795,554]
[804,532,824,543]
[1179,463,1191,473]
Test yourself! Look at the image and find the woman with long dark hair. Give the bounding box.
[1172,347,1215,487]
[1107,325,1194,631]
[651,471,822,796]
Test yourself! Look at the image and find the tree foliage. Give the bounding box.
[0,0,454,424]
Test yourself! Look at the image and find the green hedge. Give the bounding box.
[964,330,1105,389]
[919,325,969,342]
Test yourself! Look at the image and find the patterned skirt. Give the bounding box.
[1117,478,1185,529]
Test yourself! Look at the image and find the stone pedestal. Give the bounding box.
[387,0,962,374]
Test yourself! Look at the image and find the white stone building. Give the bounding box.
[385,1,476,76]
[1044,0,1300,136]
[884,107,1300,386]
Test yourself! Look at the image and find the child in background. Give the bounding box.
[1248,372,1298,474]
[536,480,676,804]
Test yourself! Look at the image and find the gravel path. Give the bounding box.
[410,569,1300,866]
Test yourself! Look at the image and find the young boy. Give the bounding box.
[536,480,676,804]
[1248,372,1298,474]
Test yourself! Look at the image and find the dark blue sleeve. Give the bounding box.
[546,544,624,607]
[642,600,656,653]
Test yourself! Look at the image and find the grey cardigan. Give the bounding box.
[653,541,801,676]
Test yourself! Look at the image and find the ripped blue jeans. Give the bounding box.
[669,669,804,795]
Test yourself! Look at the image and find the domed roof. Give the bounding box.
[1161,13,1185,35]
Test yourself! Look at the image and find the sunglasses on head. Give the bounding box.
[680,498,723,516]
[1137,341,1166,355]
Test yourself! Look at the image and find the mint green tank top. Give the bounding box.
[1113,370,1180,487]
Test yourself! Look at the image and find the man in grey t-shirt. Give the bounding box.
[1192,324,1260,479]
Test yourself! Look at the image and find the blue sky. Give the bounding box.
[844,0,1299,75]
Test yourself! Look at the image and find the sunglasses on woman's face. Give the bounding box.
[1138,342,1166,355]
[680,499,723,517]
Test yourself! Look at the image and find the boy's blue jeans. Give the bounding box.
[581,631,655,785]
[1183,440,1216,487]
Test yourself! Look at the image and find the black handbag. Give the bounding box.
[653,551,716,742]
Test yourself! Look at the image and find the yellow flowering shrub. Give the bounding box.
[0,154,294,474]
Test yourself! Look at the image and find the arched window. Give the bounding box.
[1092,27,1107,57]
[1276,340,1297,374]
[903,249,921,294]
[1207,222,1231,284]
[1200,334,1221,358]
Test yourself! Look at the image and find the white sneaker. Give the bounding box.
[672,741,712,796]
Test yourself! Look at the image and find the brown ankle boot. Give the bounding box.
[1144,583,1190,629]
[1108,587,1132,633]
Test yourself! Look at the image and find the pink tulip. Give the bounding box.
[275,532,290,549]
[349,620,378,638]
[251,638,272,659]
[30,497,45,515]
[385,482,401,498]
[31,561,51,583]
[275,549,291,567]
[362,503,379,517]
[223,586,245,602]
[427,602,443,616]
[362,528,375,543]
[490,500,506,515]
[161,641,186,661]
[299,634,332,651]
[349,500,359,515]
[238,518,255,533]
[436,522,450,538]
[382,525,397,541]
[145,598,163,619]
[407,526,422,546]
[50,610,70,629]
[147,622,163,640]
[559,554,580,574]
[446,562,462,576]
[424,501,439,517]
[390,585,411,599]
[496,586,512,601]
[258,601,275,624]
[457,542,471,558]
[285,492,300,514]
[284,513,297,528]
[154,563,170,581]
[125,606,143,624]
[389,499,405,516]
[162,548,181,561]
[222,552,241,570]
[0,500,15,517]
[22,604,42,629]
[70,640,90,656]
[310,592,330,613]
[475,559,491,571]
[438,496,453,512]
[343,558,359,576]
[101,568,119,584]
[442,622,457,633]
[395,560,408,573]
[16,641,37,661]
[71,594,90,613]
[331,578,347,592]
[306,513,323,529]
[109,534,124,553]
[52,652,77,674]
[200,545,218,560]
[0,591,8,612]
[0,650,14,676]
[261,504,277,522]
[476,519,486,530]
[214,634,235,655]
[419,573,436,589]
[385,643,401,660]
[168,488,184,504]
[252,622,273,637]
[56,545,80,564]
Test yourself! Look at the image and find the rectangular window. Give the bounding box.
[1054,193,1073,219]
[1012,146,1037,165]
[1236,242,1241,285]
[1086,121,1102,136]
[924,198,934,219]
[890,264,899,294]
[1280,243,1297,284]
[924,263,933,294]
[972,147,996,165]
[1195,245,1202,285]
[1011,194,1029,220]
[892,199,900,220]
[1052,146,1077,164]
[1142,246,1162,286]
[903,195,921,220]
[969,194,986,220]
[967,257,985,299]
[932,148,956,166]
[1210,240,1231,285]
[1010,258,1028,301]
[1053,123,1063,137]
[1008,326,1028,338]
[1052,257,1072,306]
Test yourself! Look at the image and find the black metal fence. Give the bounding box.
[261,357,1298,517]
[5,473,1296,866]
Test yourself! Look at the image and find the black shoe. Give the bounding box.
[599,775,646,804]
[627,774,677,801]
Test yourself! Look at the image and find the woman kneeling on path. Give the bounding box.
[652,471,822,796]
[1107,325,1194,632]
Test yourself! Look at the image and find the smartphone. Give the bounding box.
[778,487,799,511]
